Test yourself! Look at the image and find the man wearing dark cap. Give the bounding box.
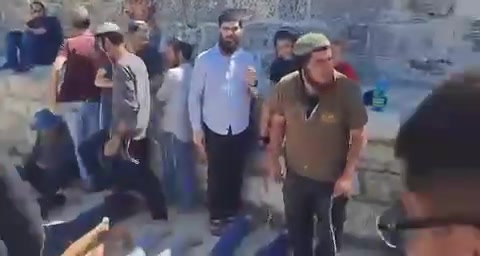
[377,72,480,256]
[16,109,77,218]
[49,6,102,191]
[265,33,368,255]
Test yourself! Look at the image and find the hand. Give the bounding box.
[104,136,122,157]
[333,172,355,197]
[245,66,257,87]
[193,130,206,160]
[48,99,57,114]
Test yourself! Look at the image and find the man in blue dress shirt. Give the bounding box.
[188,9,260,235]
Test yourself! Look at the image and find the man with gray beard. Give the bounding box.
[188,9,261,235]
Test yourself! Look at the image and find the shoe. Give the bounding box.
[210,219,226,236]
[14,65,32,73]
[0,63,15,70]
[51,193,67,207]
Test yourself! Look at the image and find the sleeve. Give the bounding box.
[269,61,280,83]
[344,83,368,129]
[267,84,286,116]
[156,70,178,102]
[188,55,206,132]
[117,66,140,131]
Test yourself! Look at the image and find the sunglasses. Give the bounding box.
[376,203,480,249]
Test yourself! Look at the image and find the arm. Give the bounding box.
[342,85,368,177]
[188,56,206,133]
[266,86,286,159]
[95,68,113,88]
[156,70,178,102]
[62,223,108,256]
[114,67,140,138]
[49,40,68,108]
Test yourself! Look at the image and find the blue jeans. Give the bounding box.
[61,102,100,181]
[4,30,59,68]
[4,31,36,68]
[99,92,112,130]
[162,133,199,211]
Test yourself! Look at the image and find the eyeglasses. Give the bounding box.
[377,203,480,249]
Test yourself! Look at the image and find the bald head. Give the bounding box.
[70,5,91,29]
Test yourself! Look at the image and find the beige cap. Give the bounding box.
[293,32,331,56]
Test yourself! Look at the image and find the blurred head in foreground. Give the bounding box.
[394,71,480,256]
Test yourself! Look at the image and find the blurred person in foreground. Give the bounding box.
[265,33,367,255]
[377,71,480,256]
[156,38,199,211]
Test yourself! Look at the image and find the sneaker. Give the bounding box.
[210,219,226,236]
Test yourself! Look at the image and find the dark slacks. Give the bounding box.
[283,171,336,256]
[79,129,168,220]
[17,161,78,199]
[204,125,250,221]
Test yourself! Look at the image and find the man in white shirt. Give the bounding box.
[188,9,260,235]
[156,38,199,211]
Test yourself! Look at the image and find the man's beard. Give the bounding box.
[218,35,239,55]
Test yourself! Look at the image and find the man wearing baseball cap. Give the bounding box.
[265,33,368,255]
[79,22,168,221]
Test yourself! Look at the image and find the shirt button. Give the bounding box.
[304,165,308,170]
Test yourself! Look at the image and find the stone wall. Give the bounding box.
[0,0,480,85]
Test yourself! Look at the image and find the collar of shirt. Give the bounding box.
[213,43,246,58]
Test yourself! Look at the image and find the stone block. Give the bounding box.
[358,170,402,202]
[5,67,51,101]
[344,200,388,240]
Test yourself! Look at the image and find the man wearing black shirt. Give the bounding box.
[0,1,63,72]
[269,29,298,84]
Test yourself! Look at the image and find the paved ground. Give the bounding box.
[46,189,394,256]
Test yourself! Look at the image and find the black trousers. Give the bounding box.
[19,161,78,200]
[204,125,250,221]
[79,129,168,220]
[283,171,336,256]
